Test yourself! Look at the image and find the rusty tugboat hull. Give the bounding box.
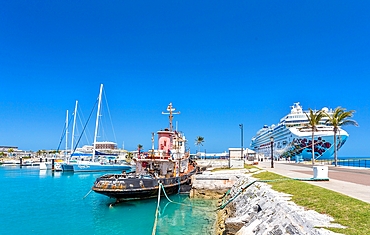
[92,166,196,201]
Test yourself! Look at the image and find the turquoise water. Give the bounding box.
[0,166,217,235]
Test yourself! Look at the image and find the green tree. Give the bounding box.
[325,107,358,167]
[126,151,134,163]
[304,109,325,165]
[195,136,205,155]
[137,144,143,154]
[7,148,14,158]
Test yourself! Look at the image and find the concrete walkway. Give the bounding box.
[257,160,370,204]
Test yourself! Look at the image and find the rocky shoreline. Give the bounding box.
[190,167,345,235]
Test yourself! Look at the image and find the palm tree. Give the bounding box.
[137,144,143,154]
[195,136,204,157]
[304,108,325,165]
[325,107,358,167]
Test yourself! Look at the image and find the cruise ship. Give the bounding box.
[250,103,348,161]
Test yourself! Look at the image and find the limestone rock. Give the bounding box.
[223,176,344,235]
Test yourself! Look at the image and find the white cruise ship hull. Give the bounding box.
[250,103,350,161]
[251,127,348,161]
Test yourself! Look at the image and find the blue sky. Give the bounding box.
[1,1,369,156]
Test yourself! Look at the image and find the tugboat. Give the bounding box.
[92,103,197,202]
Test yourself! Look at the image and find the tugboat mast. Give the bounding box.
[161,103,180,132]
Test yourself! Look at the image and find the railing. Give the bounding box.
[336,159,370,168]
[316,158,370,168]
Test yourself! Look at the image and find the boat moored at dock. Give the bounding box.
[61,84,134,173]
[250,102,349,161]
[92,103,197,202]
[0,159,20,166]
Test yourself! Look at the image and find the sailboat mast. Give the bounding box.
[71,100,78,152]
[65,110,69,158]
[93,84,103,160]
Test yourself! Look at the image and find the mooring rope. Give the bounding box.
[218,180,257,210]
[82,189,92,199]
[152,181,218,234]
[152,177,308,233]
[160,183,180,205]
[151,181,162,235]
[160,183,216,212]
[217,177,328,210]
[218,178,295,210]
[177,177,181,194]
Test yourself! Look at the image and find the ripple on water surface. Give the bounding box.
[0,166,217,235]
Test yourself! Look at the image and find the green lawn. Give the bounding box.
[253,171,370,235]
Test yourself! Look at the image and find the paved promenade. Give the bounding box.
[257,160,370,204]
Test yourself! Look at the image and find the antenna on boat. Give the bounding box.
[151,132,155,150]
[151,132,155,158]
[162,103,180,132]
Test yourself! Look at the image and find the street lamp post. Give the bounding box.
[228,149,231,168]
[270,136,274,168]
[239,124,243,160]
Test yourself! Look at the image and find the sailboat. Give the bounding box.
[62,84,134,173]
[59,101,81,171]
[40,108,73,171]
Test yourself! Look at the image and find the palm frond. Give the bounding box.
[324,106,358,166]
[340,119,359,127]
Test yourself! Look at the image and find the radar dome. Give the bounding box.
[322,107,329,112]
